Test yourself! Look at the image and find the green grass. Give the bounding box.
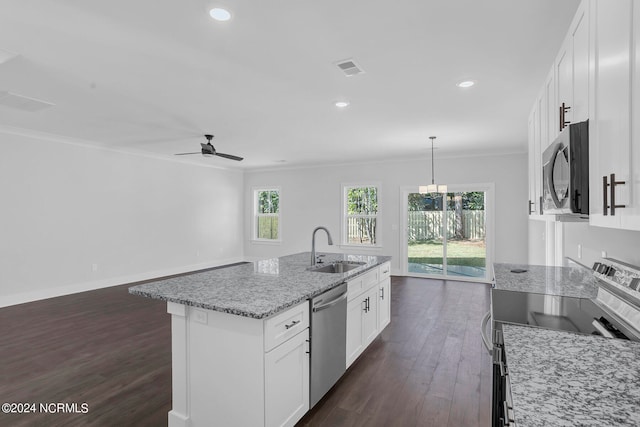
[408,239,486,267]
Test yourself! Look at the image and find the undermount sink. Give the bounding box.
[310,261,366,273]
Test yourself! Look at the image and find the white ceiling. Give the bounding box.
[0,0,580,169]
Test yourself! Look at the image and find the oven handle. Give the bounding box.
[480,310,493,355]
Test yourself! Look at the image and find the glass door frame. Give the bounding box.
[399,183,495,283]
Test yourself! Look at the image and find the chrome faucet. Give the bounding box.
[311,226,333,266]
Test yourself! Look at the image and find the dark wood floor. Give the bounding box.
[0,276,491,427]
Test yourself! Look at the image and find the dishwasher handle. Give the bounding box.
[312,291,348,312]
[480,310,493,355]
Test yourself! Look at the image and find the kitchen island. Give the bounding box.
[129,252,391,427]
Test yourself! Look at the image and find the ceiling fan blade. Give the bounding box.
[174,152,201,156]
[215,152,244,161]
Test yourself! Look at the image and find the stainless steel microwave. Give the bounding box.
[542,120,589,216]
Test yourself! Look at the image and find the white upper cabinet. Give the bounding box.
[556,0,590,133]
[589,0,640,230]
[572,4,590,124]
[528,99,542,216]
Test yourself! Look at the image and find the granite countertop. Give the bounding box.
[493,263,598,299]
[502,324,640,427]
[129,252,391,319]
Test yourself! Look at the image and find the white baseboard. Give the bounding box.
[0,256,245,308]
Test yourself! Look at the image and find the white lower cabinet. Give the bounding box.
[378,277,391,331]
[265,328,309,427]
[346,262,391,368]
[346,295,365,367]
[167,301,309,427]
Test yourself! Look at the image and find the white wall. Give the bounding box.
[563,222,640,267]
[244,153,529,274]
[0,128,244,307]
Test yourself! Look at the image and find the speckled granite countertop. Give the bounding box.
[502,324,640,427]
[129,252,391,319]
[493,263,598,299]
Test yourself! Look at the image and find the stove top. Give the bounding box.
[492,258,640,342]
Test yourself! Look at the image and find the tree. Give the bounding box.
[347,187,377,244]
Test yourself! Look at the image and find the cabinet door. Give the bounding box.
[362,286,379,347]
[346,297,365,368]
[528,98,543,216]
[625,2,640,230]
[572,1,590,123]
[265,329,309,427]
[544,67,557,145]
[556,38,573,131]
[590,0,632,228]
[378,278,391,331]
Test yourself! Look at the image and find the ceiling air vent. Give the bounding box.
[335,58,364,77]
[0,91,55,112]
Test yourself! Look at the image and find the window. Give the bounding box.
[254,188,280,241]
[343,185,379,246]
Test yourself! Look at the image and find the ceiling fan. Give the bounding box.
[174,134,243,161]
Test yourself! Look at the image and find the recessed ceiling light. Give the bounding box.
[209,8,231,21]
[335,101,350,108]
[457,80,476,88]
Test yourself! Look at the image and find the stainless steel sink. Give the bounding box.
[310,261,366,273]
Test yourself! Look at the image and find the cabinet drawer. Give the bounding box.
[264,301,309,352]
[378,262,391,281]
[347,276,363,301]
[347,268,379,301]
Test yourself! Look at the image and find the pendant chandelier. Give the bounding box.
[418,136,448,194]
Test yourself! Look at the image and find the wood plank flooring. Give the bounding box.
[298,277,492,427]
[0,276,491,427]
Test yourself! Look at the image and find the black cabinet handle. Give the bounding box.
[380,287,384,300]
[528,200,534,214]
[603,175,609,216]
[559,102,571,131]
[284,320,300,329]
[610,173,626,216]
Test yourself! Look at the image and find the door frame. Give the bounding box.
[399,183,495,283]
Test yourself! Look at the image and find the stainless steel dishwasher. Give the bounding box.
[309,282,348,408]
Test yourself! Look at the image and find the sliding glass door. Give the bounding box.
[402,185,492,281]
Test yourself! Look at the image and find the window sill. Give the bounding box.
[251,239,282,245]
[338,244,383,251]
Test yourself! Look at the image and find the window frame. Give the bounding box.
[341,183,381,248]
[252,187,281,244]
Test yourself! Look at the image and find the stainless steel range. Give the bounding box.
[483,258,640,427]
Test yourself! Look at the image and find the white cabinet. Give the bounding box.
[528,100,542,216]
[589,0,640,230]
[346,295,365,366]
[265,328,309,427]
[346,285,377,367]
[378,263,391,331]
[168,301,310,427]
[345,262,391,368]
[556,1,590,131]
[378,277,391,331]
[362,285,379,346]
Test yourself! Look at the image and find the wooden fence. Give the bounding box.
[407,210,485,241]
